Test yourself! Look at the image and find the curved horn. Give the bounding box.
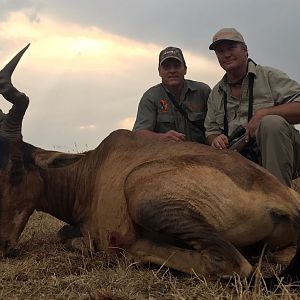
[0,44,31,140]
[0,43,30,82]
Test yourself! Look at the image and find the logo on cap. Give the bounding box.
[159,47,186,66]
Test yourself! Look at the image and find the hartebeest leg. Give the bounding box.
[60,236,96,256]
[263,217,300,289]
[128,238,252,279]
[131,199,253,279]
[57,224,83,241]
[265,246,296,265]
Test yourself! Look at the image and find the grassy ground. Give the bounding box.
[0,212,299,299]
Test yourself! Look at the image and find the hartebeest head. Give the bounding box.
[0,45,44,257]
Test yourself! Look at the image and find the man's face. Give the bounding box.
[214,41,248,73]
[159,58,187,89]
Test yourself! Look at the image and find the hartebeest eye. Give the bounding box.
[9,158,24,184]
[0,138,24,184]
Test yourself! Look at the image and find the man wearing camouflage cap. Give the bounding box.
[205,27,300,186]
[133,46,211,144]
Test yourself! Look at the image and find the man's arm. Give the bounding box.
[204,91,227,148]
[134,129,185,142]
[133,92,185,142]
[247,101,300,139]
[246,66,300,140]
[206,134,218,146]
[206,133,229,149]
[132,93,156,132]
[255,101,300,124]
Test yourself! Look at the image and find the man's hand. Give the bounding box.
[246,110,266,141]
[134,129,186,142]
[159,130,186,142]
[211,134,229,149]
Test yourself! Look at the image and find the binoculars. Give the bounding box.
[228,125,247,151]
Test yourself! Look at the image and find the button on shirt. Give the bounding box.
[133,79,211,143]
[205,60,300,137]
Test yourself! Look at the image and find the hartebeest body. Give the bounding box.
[1,46,300,285]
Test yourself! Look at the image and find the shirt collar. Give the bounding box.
[218,59,257,92]
[162,79,195,95]
[184,79,198,92]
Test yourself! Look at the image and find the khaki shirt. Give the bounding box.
[205,60,300,137]
[133,79,211,143]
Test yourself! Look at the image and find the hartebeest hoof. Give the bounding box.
[265,253,300,290]
[57,224,83,241]
[265,246,296,265]
[62,237,96,256]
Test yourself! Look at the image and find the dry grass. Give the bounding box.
[0,212,299,300]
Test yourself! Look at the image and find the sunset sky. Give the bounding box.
[1,0,300,151]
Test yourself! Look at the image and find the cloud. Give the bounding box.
[0,10,222,151]
[118,117,136,130]
[2,2,299,151]
[79,125,96,130]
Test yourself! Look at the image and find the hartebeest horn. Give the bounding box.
[0,44,31,140]
[0,43,30,83]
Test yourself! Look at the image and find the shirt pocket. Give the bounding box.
[187,112,205,130]
[155,113,175,132]
[187,111,205,122]
[157,113,174,123]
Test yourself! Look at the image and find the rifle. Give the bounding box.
[228,125,259,163]
[228,125,247,151]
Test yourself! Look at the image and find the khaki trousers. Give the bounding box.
[256,115,300,187]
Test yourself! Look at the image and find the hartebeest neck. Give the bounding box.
[36,153,99,225]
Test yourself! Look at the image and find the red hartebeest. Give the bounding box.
[0,46,300,286]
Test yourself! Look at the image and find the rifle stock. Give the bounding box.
[228,135,248,152]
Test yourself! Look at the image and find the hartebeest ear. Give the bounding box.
[33,149,85,168]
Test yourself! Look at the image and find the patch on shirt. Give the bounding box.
[159,99,169,113]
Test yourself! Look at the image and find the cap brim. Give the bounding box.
[160,56,183,65]
[209,39,244,50]
[209,39,228,50]
[209,41,218,50]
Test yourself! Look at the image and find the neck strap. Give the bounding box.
[223,61,256,136]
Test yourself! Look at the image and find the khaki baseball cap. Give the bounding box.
[209,28,246,50]
[159,46,186,66]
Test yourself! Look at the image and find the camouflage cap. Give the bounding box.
[159,46,186,66]
[209,28,246,50]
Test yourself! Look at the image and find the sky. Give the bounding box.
[1,0,300,151]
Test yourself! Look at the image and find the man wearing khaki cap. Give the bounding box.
[205,27,300,186]
[133,46,211,144]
